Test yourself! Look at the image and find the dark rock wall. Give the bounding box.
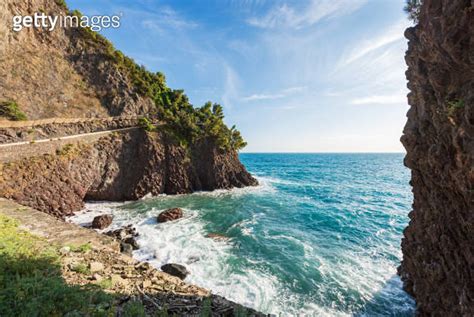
[0,130,257,218]
[400,0,474,315]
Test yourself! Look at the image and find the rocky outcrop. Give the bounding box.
[0,129,257,218]
[0,0,153,119]
[161,263,189,280]
[400,0,474,315]
[91,214,113,229]
[157,208,184,223]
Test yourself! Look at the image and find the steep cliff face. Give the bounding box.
[400,0,474,315]
[0,0,153,119]
[0,0,257,214]
[0,130,257,218]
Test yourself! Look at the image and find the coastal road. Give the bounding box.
[0,126,140,148]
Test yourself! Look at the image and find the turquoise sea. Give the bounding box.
[71,153,415,316]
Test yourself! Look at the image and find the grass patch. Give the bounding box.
[98,277,113,289]
[71,262,90,275]
[0,214,115,316]
[69,242,92,253]
[0,101,27,121]
[122,300,147,317]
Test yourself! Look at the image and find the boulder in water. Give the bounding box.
[157,208,183,223]
[91,214,113,229]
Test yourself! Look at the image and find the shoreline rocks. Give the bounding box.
[91,214,113,229]
[161,263,189,280]
[104,224,139,256]
[157,208,183,223]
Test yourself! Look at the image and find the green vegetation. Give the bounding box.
[404,0,422,23]
[98,277,113,289]
[447,99,465,116]
[234,306,249,317]
[71,8,247,151]
[55,0,68,9]
[200,297,212,317]
[0,101,27,121]
[0,214,115,316]
[139,117,157,132]
[122,300,147,317]
[71,262,91,274]
[69,242,92,253]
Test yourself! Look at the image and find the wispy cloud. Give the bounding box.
[247,0,367,29]
[141,6,198,33]
[338,19,409,67]
[351,93,407,105]
[242,93,285,101]
[222,64,240,108]
[242,86,306,102]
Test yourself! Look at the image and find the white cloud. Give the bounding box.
[351,93,407,105]
[242,86,307,102]
[282,86,306,93]
[247,0,367,29]
[242,93,285,101]
[141,6,197,33]
[222,64,240,108]
[338,19,409,67]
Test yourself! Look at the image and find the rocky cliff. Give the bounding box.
[0,0,153,118]
[0,130,257,218]
[0,0,257,217]
[400,0,474,315]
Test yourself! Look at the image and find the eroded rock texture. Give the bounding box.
[400,0,474,315]
[0,130,257,218]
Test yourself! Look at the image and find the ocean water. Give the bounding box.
[70,153,416,316]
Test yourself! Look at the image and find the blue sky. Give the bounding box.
[68,0,411,152]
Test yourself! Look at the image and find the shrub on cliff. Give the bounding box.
[70,8,247,152]
[404,0,422,23]
[0,101,27,121]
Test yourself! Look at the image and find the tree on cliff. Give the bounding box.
[404,0,422,23]
[72,8,248,152]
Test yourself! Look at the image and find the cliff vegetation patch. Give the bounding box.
[72,7,247,151]
[0,101,27,121]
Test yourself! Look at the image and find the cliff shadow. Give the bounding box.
[352,275,416,317]
[0,250,117,316]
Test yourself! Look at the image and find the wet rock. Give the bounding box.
[91,214,113,229]
[120,242,133,256]
[123,237,139,250]
[157,208,183,223]
[105,224,138,240]
[205,233,229,241]
[105,225,140,252]
[161,263,189,280]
